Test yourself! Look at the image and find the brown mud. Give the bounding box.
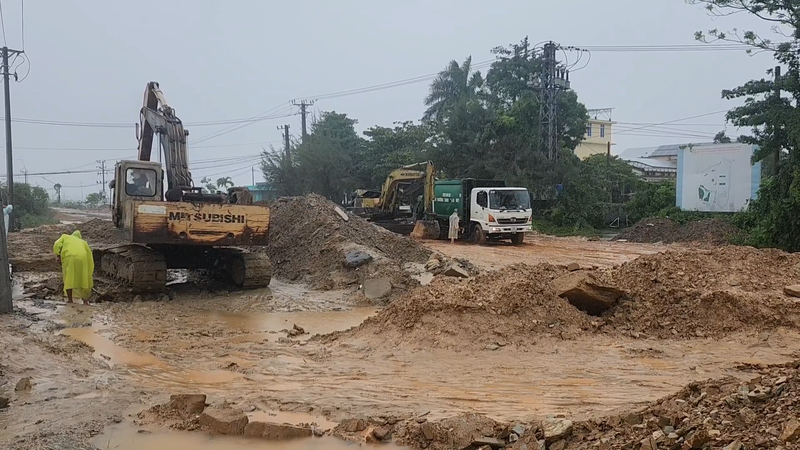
[616,217,744,245]
[4,206,800,449]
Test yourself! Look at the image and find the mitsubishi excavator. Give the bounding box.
[95,82,273,292]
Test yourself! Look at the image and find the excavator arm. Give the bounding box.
[376,161,435,214]
[137,82,193,191]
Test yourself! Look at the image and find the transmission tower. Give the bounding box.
[530,42,570,160]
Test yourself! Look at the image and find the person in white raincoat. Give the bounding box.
[2,203,11,236]
[448,209,459,244]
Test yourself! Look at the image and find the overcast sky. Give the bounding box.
[0,0,777,199]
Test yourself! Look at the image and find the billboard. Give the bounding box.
[676,143,760,212]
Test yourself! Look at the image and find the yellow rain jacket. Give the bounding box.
[53,230,94,299]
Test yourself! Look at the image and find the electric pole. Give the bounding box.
[251,166,255,185]
[2,46,23,229]
[292,99,314,142]
[277,125,290,159]
[97,160,106,202]
[529,42,570,161]
[774,65,781,176]
[22,169,26,184]
[0,204,11,314]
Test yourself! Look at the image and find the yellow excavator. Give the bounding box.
[95,82,273,292]
[346,161,436,235]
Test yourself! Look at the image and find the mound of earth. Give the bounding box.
[561,361,800,449]
[325,263,594,349]
[335,361,800,449]
[327,246,800,349]
[605,246,800,338]
[617,217,742,245]
[265,194,431,292]
[9,219,120,272]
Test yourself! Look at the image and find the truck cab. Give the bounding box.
[470,187,532,244]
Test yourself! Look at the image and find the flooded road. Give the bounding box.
[51,292,800,422]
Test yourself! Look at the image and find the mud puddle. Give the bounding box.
[215,307,378,343]
[95,422,402,449]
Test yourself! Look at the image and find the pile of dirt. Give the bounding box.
[561,361,800,449]
[265,194,431,292]
[616,217,743,245]
[604,246,800,339]
[333,361,800,449]
[328,246,800,349]
[9,219,120,272]
[325,263,594,349]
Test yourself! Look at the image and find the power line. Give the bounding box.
[569,44,750,52]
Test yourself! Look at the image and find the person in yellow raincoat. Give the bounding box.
[53,230,94,303]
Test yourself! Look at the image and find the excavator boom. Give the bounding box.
[137,81,193,191]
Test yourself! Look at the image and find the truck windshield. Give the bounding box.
[489,190,530,210]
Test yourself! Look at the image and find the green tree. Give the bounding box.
[0,183,57,229]
[692,0,800,250]
[200,176,217,193]
[85,192,105,207]
[423,56,484,123]
[261,144,298,196]
[550,154,643,229]
[216,177,234,189]
[360,121,433,188]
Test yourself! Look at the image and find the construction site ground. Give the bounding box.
[2,198,800,449]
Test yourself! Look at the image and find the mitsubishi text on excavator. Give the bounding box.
[97,82,272,292]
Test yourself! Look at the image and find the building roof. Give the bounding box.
[624,157,677,172]
[649,142,715,157]
[618,146,658,159]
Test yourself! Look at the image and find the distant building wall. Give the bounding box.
[575,118,614,159]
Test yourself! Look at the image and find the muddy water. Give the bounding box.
[94,422,403,449]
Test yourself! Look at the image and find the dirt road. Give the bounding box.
[424,235,667,270]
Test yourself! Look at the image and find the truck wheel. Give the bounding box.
[472,224,487,245]
[511,232,524,245]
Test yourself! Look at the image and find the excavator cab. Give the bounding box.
[109,160,164,228]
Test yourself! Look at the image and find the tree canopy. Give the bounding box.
[260,35,644,231]
[692,0,800,250]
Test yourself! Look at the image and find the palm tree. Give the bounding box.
[216,177,234,189]
[423,56,484,123]
[53,183,62,204]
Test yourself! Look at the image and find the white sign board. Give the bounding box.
[676,143,761,212]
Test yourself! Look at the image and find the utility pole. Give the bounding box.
[277,124,290,159]
[530,42,570,161]
[2,46,23,229]
[0,203,11,314]
[96,159,106,202]
[22,169,26,184]
[292,100,314,142]
[773,65,781,176]
[251,166,255,185]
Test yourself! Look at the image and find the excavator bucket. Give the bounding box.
[410,219,440,240]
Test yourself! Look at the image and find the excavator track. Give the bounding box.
[214,247,272,289]
[96,245,167,291]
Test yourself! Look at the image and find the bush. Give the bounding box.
[0,182,58,230]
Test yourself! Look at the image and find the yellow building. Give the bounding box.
[575,108,615,160]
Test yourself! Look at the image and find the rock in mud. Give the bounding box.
[782,418,800,442]
[566,262,580,272]
[372,427,391,441]
[0,396,9,408]
[15,377,31,392]
[340,418,368,433]
[473,436,505,448]
[552,272,624,315]
[199,406,248,435]
[442,265,469,278]
[784,285,800,298]
[167,394,206,417]
[363,277,392,300]
[244,421,312,440]
[344,250,373,268]
[542,418,573,443]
